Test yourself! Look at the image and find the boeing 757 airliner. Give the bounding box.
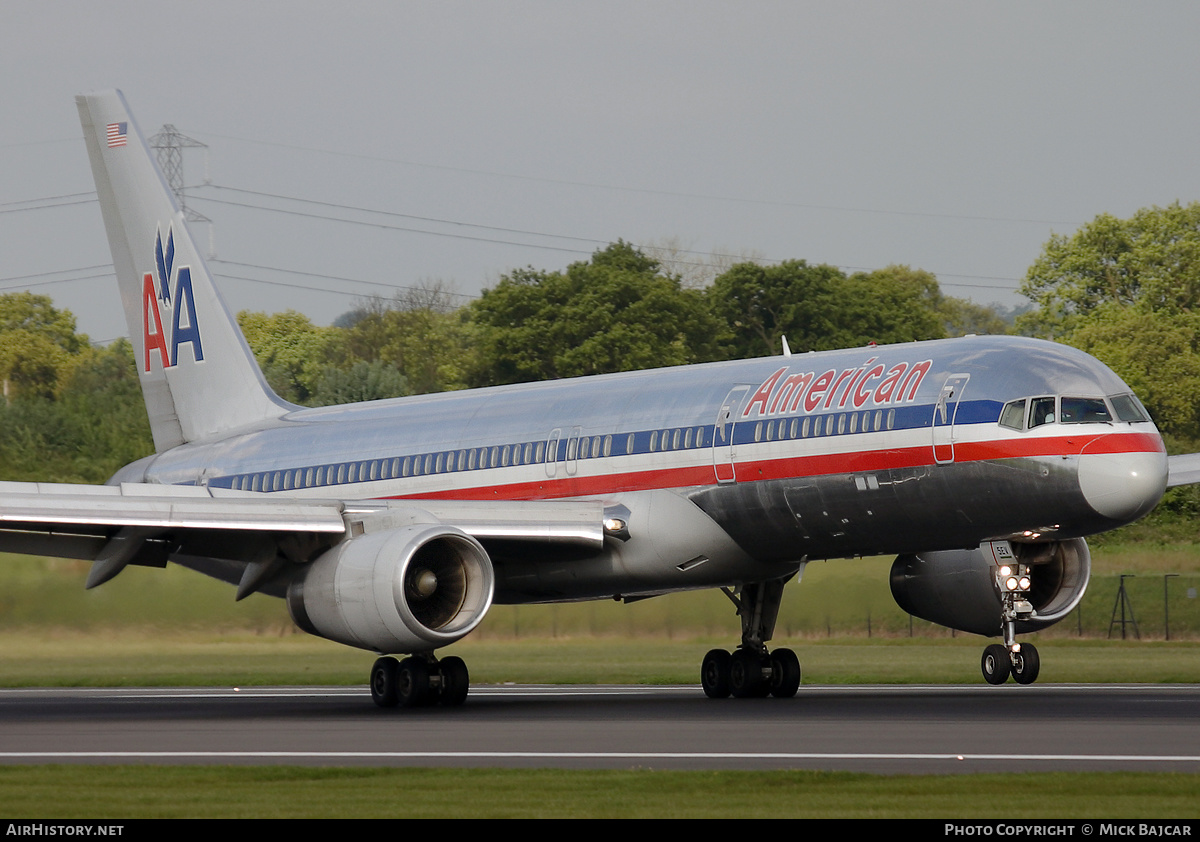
[0,90,1181,706]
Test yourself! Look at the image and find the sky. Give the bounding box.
[3,1,1199,342]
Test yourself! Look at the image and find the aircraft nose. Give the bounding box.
[1077,447,1168,523]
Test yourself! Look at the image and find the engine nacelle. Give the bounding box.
[287,524,494,653]
[889,538,1091,637]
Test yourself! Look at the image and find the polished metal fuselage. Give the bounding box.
[122,334,1167,577]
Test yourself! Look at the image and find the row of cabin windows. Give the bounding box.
[647,427,707,452]
[229,424,720,492]
[753,408,896,443]
[227,408,897,493]
[232,439,554,492]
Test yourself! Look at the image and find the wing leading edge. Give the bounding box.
[1167,453,1200,488]
[0,480,605,596]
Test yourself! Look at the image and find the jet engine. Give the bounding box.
[287,524,494,653]
[889,538,1090,637]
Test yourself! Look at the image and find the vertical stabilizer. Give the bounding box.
[77,90,291,451]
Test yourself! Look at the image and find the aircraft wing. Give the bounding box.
[1167,454,1200,488]
[0,480,605,595]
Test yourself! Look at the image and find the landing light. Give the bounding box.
[602,505,632,542]
[998,558,1033,593]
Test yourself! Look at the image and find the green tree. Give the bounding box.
[310,360,409,406]
[237,310,338,404]
[841,265,947,346]
[707,261,948,359]
[0,340,153,483]
[1018,202,1200,338]
[938,297,1011,338]
[706,260,845,358]
[469,241,720,385]
[0,292,88,401]
[335,282,471,395]
[1018,202,1200,438]
[1062,305,1200,440]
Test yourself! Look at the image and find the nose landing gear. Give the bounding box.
[981,641,1040,685]
[981,554,1042,685]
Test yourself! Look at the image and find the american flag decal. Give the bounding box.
[106,122,127,148]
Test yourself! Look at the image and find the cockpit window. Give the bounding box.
[1060,397,1111,424]
[1029,397,1056,428]
[999,399,1026,430]
[1110,393,1150,423]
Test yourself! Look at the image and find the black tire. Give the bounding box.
[439,656,470,706]
[1012,643,1040,685]
[397,656,432,708]
[701,649,732,699]
[370,656,399,708]
[981,644,1011,685]
[730,648,769,698]
[768,648,802,698]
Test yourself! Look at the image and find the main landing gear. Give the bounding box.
[370,654,470,708]
[980,552,1041,685]
[701,578,802,699]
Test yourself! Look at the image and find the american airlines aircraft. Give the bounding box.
[0,90,1182,707]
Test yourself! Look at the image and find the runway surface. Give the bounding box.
[1,684,1198,773]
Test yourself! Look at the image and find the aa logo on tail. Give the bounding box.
[141,226,204,373]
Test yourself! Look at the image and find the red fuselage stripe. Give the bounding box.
[386,431,1165,503]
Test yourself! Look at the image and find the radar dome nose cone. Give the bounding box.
[1078,450,1167,522]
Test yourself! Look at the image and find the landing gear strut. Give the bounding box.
[702,578,801,699]
[980,551,1042,685]
[370,654,470,708]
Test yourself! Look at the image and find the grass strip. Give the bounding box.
[0,766,1196,819]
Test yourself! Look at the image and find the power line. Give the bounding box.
[193,194,600,257]
[0,192,95,208]
[210,261,480,300]
[0,195,97,215]
[1,185,1027,296]
[197,184,608,249]
[201,131,1081,227]
[194,189,1025,294]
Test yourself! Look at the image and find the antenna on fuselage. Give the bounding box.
[781,335,792,357]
